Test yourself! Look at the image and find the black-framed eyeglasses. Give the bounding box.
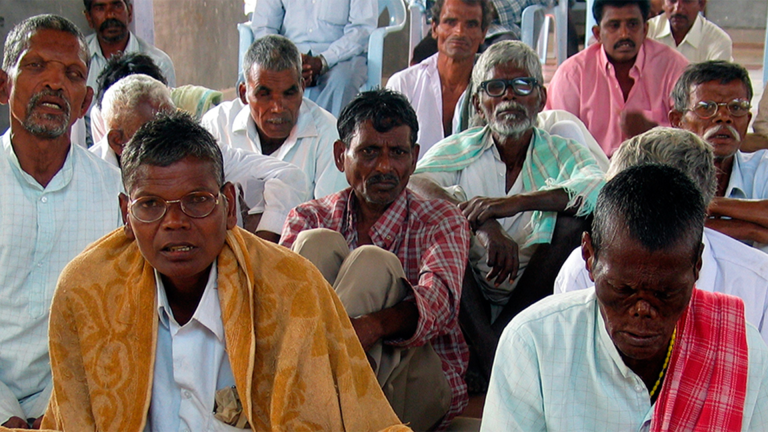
[128,191,223,223]
[479,77,539,97]
[687,99,751,119]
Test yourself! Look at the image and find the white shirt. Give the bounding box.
[89,136,310,235]
[147,263,242,432]
[386,54,463,157]
[0,130,122,423]
[202,97,347,199]
[554,227,768,342]
[481,289,768,431]
[85,32,176,92]
[726,150,768,253]
[647,13,733,63]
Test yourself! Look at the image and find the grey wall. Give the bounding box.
[707,0,767,30]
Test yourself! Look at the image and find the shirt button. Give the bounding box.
[41,196,48,203]
[183,390,191,399]
[635,385,644,393]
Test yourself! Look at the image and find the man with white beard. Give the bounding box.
[669,60,768,254]
[409,41,605,381]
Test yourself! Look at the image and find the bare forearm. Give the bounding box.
[408,175,460,204]
[512,189,574,215]
[740,133,768,153]
[705,217,768,244]
[709,197,768,228]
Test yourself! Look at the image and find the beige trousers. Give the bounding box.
[292,228,452,431]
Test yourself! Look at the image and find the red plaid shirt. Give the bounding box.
[281,188,470,425]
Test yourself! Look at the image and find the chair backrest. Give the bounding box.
[363,0,408,91]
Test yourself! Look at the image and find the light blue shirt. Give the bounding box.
[482,289,768,432]
[726,150,768,253]
[0,130,122,422]
[147,263,239,432]
[250,0,377,67]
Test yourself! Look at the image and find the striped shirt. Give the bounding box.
[281,188,471,425]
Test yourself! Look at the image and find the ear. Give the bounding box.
[581,231,596,282]
[431,21,438,39]
[409,143,420,174]
[471,93,483,120]
[536,85,548,113]
[642,20,649,38]
[669,109,683,128]
[333,139,346,172]
[692,241,703,282]
[592,25,601,44]
[126,2,134,24]
[0,69,8,105]
[119,193,135,240]
[238,82,247,105]
[76,87,94,120]
[107,129,125,156]
[222,182,238,230]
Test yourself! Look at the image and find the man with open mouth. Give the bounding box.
[670,60,768,255]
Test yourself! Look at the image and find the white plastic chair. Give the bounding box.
[520,0,569,65]
[237,0,407,91]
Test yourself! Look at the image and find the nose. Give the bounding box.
[375,151,394,173]
[269,95,284,112]
[630,298,656,319]
[712,104,734,124]
[619,22,630,38]
[41,63,67,91]
[160,201,191,229]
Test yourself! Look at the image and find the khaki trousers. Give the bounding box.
[292,228,451,431]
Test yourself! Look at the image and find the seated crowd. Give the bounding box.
[1,0,767,430]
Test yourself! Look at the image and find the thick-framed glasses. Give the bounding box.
[129,191,223,223]
[687,99,751,119]
[479,77,539,97]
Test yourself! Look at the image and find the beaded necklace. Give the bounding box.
[649,327,676,399]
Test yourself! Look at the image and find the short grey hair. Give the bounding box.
[102,74,173,130]
[3,14,89,72]
[242,34,302,81]
[471,40,543,97]
[607,127,717,205]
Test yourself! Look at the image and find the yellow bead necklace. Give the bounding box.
[649,327,676,399]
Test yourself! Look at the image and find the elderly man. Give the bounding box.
[250,0,375,117]
[83,0,175,91]
[387,0,490,154]
[555,127,768,342]
[547,0,688,156]
[92,74,308,242]
[410,40,605,383]
[0,15,123,428]
[42,111,408,432]
[669,60,768,253]
[280,89,470,430]
[203,35,346,199]
[647,0,732,62]
[483,164,768,431]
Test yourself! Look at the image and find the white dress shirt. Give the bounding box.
[647,13,733,63]
[202,97,347,199]
[726,150,768,254]
[89,136,309,235]
[0,131,122,423]
[146,263,243,432]
[482,289,768,431]
[554,227,768,342]
[85,32,176,91]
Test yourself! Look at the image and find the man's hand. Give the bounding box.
[2,416,29,428]
[460,196,520,227]
[620,111,657,139]
[475,220,519,286]
[301,54,323,88]
[31,415,43,429]
[349,315,383,352]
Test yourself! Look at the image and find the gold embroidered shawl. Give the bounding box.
[40,227,410,431]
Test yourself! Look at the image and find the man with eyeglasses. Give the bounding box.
[669,60,768,254]
[42,111,410,432]
[546,0,688,157]
[410,41,605,384]
[647,0,732,63]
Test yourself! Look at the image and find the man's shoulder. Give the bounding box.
[72,144,122,184]
[202,98,247,127]
[387,55,436,86]
[647,14,668,38]
[291,189,348,219]
[509,289,596,333]
[707,228,768,280]
[551,44,596,79]
[405,189,467,227]
[302,97,338,131]
[698,15,732,43]
[133,32,174,63]
[644,38,688,67]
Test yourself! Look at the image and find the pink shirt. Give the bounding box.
[546,38,688,156]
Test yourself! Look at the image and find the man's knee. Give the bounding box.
[292,228,349,284]
[335,246,408,316]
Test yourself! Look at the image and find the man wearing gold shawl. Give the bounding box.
[42,112,409,432]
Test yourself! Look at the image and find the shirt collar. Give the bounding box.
[599,39,647,76]
[235,97,317,157]
[155,260,225,341]
[725,151,747,198]
[2,130,76,192]
[87,31,137,61]
[343,189,409,251]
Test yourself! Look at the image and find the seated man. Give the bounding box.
[409,40,605,381]
[280,89,470,430]
[669,60,768,253]
[482,164,768,431]
[43,111,408,432]
[203,35,347,199]
[546,0,688,156]
[647,0,732,62]
[555,127,768,342]
[0,15,123,428]
[93,74,309,241]
[250,0,375,117]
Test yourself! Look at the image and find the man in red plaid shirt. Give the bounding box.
[280,89,470,431]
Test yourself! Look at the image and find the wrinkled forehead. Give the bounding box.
[689,79,750,103]
[13,29,89,71]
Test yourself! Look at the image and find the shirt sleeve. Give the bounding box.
[481,324,547,432]
[319,0,378,66]
[388,210,469,348]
